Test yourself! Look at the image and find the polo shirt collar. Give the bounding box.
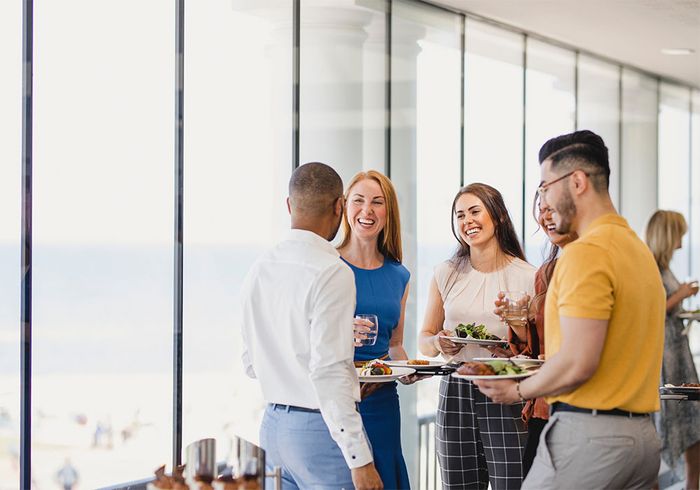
[581,213,629,238]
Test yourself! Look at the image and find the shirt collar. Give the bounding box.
[581,213,629,239]
[287,228,340,257]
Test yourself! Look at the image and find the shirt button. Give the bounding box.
[341,428,344,432]
[352,456,356,459]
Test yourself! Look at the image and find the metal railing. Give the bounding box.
[418,412,441,490]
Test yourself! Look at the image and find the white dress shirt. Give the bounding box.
[240,229,372,469]
[434,257,536,362]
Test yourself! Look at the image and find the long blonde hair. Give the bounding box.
[338,170,403,263]
[646,210,687,271]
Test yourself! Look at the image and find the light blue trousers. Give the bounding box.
[260,404,354,490]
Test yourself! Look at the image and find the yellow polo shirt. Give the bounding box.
[544,213,665,413]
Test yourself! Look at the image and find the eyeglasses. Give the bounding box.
[537,170,576,197]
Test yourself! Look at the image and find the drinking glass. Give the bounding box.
[503,291,529,323]
[355,314,378,346]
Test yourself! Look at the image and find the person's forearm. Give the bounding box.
[310,361,373,468]
[418,332,439,357]
[667,290,686,312]
[389,345,408,360]
[518,352,595,400]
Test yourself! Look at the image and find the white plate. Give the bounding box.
[451,370,536,381]
[473,357,545,367]
[678,312,700,320]
[447,336,507,346]
[383,360,446,371]
[357,366,415,383]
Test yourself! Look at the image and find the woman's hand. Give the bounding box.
[679,281,700,299]
[398,373,432,385]
[493,291,530,327]
[360,382,384,399]
[434,330,463,356]
[353,317,375,347]
[485,344,513,358]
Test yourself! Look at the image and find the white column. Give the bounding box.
[390,20,425,489]
[296,2,374,184]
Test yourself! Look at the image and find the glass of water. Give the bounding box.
[354,314,378,346]
[503,291,529,323]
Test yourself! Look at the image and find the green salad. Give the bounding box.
[455,322,500,340]
[486,360,527,376]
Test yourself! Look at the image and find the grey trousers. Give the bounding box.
[523,411,661,490]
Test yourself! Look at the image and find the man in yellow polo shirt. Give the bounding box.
[475,130,665,489]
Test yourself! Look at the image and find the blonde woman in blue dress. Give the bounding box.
[338,170,413,489]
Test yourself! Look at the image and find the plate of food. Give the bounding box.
[678,311,700,320]
[473,357,544,368]
[357,359,415,383]
[451,360,537,380]
[384,359,445,370]
[446,323,507,346]
[660,384,700,400]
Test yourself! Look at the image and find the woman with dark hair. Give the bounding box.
[418,183,536,489]
[496,195,577,477]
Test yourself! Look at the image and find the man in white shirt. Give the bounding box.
[241,162,382,490]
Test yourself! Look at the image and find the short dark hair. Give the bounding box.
[288,162,343,216]
[538,130,610,192]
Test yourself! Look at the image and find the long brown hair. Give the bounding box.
[449,183,525,269]
[646,210,686,271]
[337,170,403,263]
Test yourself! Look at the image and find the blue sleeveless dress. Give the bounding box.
[342,257,411,490]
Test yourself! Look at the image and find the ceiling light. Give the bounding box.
[661,48,695,56]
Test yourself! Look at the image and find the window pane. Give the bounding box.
[32,1,173,486]
[690,90,700,373]
[391,1,461,484]
[464,20,524,240]
[658,83,691,279]
[0,1,21,485]
[524,40,575,265]
[692,90,700,283]
[620,69,658,236]
[183,0,292,453]
[299,0,386,181]
[577,55,621,208]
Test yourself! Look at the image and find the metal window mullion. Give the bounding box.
[574,51,579,130]
[292,0,300,171]
[459,14,465,187]
[20,0,34,487]
[385,0,392,177]
[618,65,623,212]
[689,88,693,278]
[521,34,528,247]
[656,78,661,211]
[173,0,185,468]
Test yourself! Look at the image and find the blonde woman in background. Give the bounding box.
[646,210,700,490]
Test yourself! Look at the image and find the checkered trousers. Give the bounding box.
[436,375,528,489]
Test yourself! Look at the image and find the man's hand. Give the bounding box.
[473,378,520,404]
[351,462,383,490]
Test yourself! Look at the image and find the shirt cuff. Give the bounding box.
[340,438,373,469]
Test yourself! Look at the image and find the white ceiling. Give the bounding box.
[433,0,700,88]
